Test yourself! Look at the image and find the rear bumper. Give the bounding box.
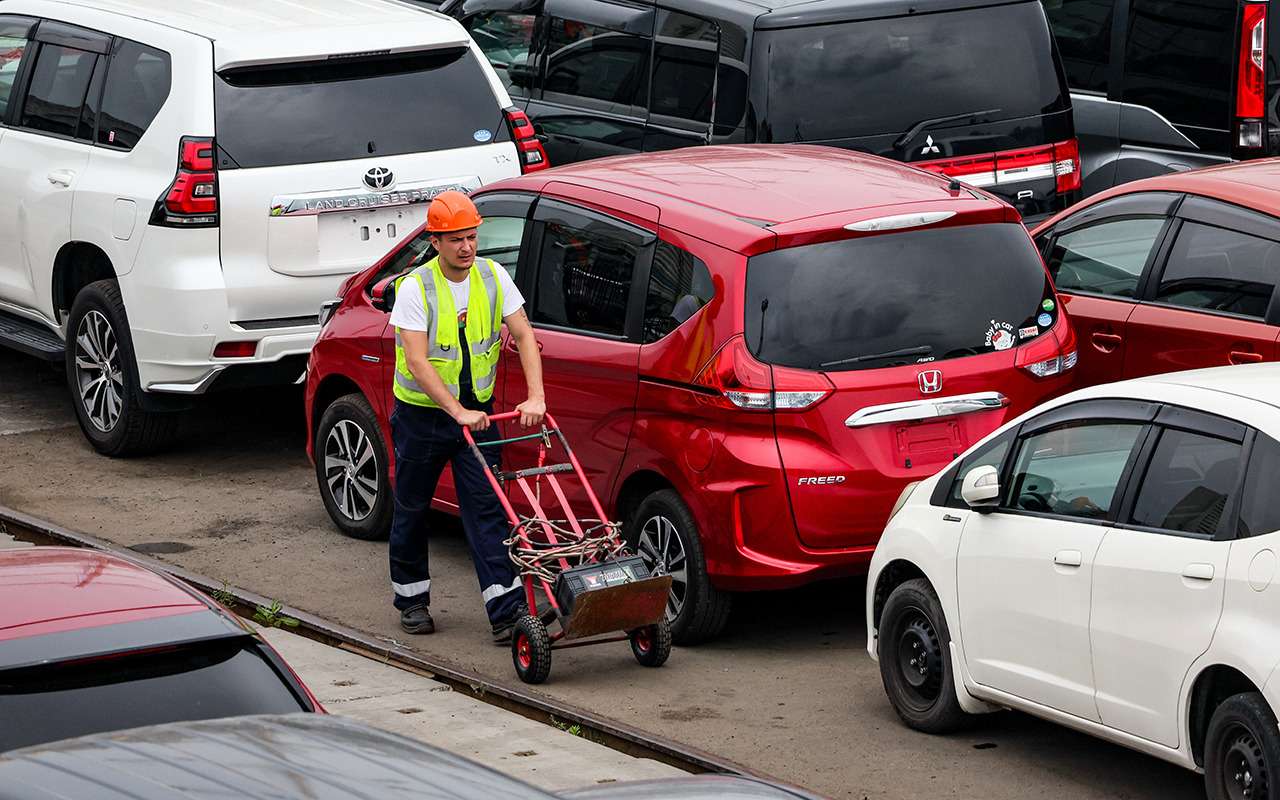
[709,541,875,592]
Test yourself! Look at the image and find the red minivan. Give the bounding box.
[1031,159,1280,386]
[305,145,1078,643]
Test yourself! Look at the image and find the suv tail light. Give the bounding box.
[1237,2,1268,150]
[916,139,1080,195]
[1015,307,1077,378]
[504,107,549,173]
[150,136,218,228]
[693,336,832,411]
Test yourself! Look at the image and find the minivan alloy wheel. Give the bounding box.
[324,420,379,521]
[637,514,688,621]
[74,310,124,433]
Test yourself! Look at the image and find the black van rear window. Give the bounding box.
[761,1,1067,142]
[745,223,1054,371]
[214,48,507,169]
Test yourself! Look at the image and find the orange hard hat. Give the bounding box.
[426,190,483,233]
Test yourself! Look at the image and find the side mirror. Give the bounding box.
[371,276,397,313]
[960,465,1001,512]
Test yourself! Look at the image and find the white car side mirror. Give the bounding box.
[961,465,1001,512]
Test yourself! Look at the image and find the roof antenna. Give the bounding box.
[948,178,962,192]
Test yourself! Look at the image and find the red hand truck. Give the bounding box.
[463,411,673,684]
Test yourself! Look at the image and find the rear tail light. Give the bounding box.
[150,136,218,227]
[916,139,1080,195]
[1237,3,1268,149]
[1016,306,1077,378]
[693,335,832,412]
[504,107,549,173]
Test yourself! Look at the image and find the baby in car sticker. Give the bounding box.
[985,320,1016,351]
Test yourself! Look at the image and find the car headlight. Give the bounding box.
[889,480,922,521]
[318,299,341,329]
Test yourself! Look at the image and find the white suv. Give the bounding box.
[0,0,542,455]
[869,363,1280,800]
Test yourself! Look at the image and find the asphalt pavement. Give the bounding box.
[0,348,1203,799]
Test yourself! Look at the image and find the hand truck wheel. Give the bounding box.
[512,615,552,684]
[629,619,672,668]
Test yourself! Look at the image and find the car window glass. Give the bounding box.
[644,240,713,343]
[1120,0,1234,130]
[20,44,97,138]
[97,39,170,150]
[948,430,1014,507]
[649,11,716,124]
[1041,0,1114,93]
[1239,433,1280,538]
[0,33,31,120]
[1047,217,1165,298]
[1005,421,1144,518]
[533,214,641,336]
[466,12,536,98]
[1156,221,1280,319]
[478,216,525,279]
[542,16,649,112]
[1130,428,1242,535]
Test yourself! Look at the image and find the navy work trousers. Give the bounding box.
[388,399,523,625]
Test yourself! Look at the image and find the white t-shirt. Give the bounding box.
[390,260,524,333]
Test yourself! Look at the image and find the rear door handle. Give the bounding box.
[47,169,76,187]
[504,338,543,353]
[1229,350,1264,365]
[1091,332,1123,353]
[1054,550,1083,567]
[1182,563,1215,582]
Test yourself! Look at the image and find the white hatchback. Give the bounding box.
[0,0,542,455]
[869,363,1280,800]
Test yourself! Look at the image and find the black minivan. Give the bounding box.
[444,0,1081,220]
[1043,0,1278,195]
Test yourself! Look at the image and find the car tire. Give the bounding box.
[878,578,968,733]
[627,489,731,646]
[1204,692,1280,800]
[315,393,393,541]
[65,280,177,457]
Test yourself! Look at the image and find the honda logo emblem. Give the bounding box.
[363,167,394,191]
[918,369,942,395]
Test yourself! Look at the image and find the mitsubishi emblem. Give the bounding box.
[363,167,394,191]
[920,135,941,156]
[918,369,942,395]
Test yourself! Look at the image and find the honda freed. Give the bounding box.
[304,146,1078,643]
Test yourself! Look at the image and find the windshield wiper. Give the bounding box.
[820,345,933,369]
[893,108,1002,150]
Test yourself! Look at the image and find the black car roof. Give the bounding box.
[629,0,1033,29]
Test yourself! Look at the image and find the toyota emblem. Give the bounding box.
[363,167,394,191]
[918,369,942,395]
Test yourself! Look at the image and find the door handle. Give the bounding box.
[47,169,76,187]
[1054,550,1083,567]
[504,338,543,353]
[1229,350,1264,365]
[1091,332,1123,353]
[1182,563,1215,582]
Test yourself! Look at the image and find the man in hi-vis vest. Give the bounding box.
[388,191,546,642]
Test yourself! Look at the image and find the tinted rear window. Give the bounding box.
[0,638,307,751]
[762,1,1067,142]
[214,49,507,169]
[745,223,1053,371]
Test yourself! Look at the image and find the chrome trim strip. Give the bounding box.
[270,175,482,217]
[0,299,60,332]
[148,367,226,395]
[845,391,1009,428]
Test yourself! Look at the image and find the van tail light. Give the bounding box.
[693,335,833,411]
[504,107,549,173]
[1237,2,1268,150]
[1016,306,1078,378]
[150,136,218,228]
[916,139,1080,195]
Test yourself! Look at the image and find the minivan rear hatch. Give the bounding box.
[746,219,1062,549]
[756,0,1074,215]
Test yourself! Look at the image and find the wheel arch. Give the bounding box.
[872,559,930,632]
[310,376,367,439]
[53,242,116,324]
[1188,664,1263,767]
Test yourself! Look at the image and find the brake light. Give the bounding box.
[504,107,549,173]
[916,139,1080,195]
[1237,3,1267,149]
[692,336,832,411]
[1015,307,1077,378]
[150,136,218,227]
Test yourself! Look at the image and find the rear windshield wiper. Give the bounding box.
[893,108,1002,150]
[820,345,933,369]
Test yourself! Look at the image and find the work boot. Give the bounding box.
[491,600,556,645]
[400,604,435,635]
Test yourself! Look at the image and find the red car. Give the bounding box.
[0,547,322,752]
[1031,159,1280,386]
[305,145,1078,643]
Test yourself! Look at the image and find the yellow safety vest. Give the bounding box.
[393,256,505,408]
